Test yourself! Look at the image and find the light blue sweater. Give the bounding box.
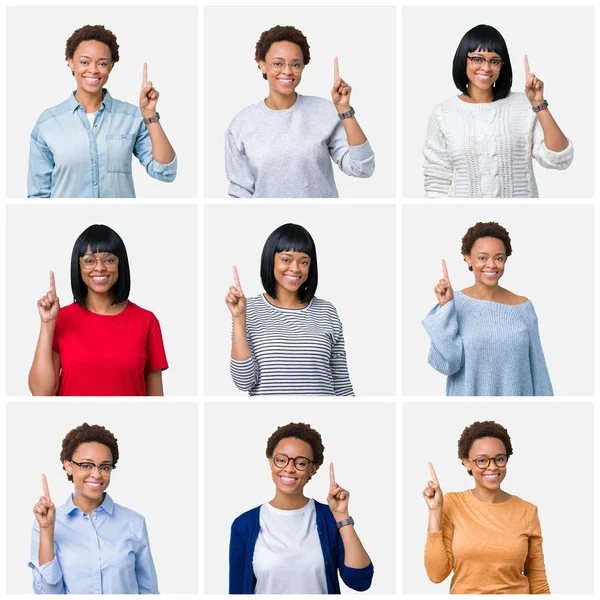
[422,291,553,396]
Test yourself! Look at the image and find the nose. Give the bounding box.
[90,465,103,478]
[93,259,106,272]
[481,60,492,72]
[282,62,293,75]
[283,461,297,473]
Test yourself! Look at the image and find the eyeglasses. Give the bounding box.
[79,253,119,271]
[467,56,503,70]
[272,453,313,471]
[468,454,508,469]
[265,60,305,74]
[71,460,116,476]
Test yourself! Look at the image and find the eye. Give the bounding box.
[100,465,112,473]
[490,60,502,67]
[291,63,302,69]
[471,57,484,65]
[82,258,95,265]
[272,61,284,68]
[80,463,93,471]
[104,257,117,265]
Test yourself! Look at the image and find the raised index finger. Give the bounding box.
[428,461,439,485]
[334,57,339,82]
[232,265,242,292]
[142,63,148,88]
[41,473,51,500]
[329,462,335,486]
[524,55,530,79]
[49,270,56,295]
[441,259,450,283]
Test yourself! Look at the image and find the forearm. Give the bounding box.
[145,371,164,396]
[338,115,367,146]
[535,109,568,152]
[428,508,442,533]
[231,316,251,361]
[338,522,371,568]
[29,323,57,396]
[38,529,55,566]
[145,119,175,164]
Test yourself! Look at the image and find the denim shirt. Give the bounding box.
[28,493,159,594]
[27,90,177,198]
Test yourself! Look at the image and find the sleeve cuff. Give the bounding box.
[537,138,574,170]
[153,152,177,174]
[29,557,63,585]
[422,300,454,336]
[347,139,374,160]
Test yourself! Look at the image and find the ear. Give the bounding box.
[63,459,73,476]
[258,61,267,76]
[461,458,473,476]
[67,58,74,72]
[108,63,115,74]
[462,253,472,269]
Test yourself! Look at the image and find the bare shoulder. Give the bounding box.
[503,290,529,306]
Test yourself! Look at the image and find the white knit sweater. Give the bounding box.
[423,92,573,198]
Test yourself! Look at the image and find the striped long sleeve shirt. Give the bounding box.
[230,294,354,396]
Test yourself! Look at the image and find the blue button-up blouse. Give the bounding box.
[27,90,177,198]
[28,493,159,594]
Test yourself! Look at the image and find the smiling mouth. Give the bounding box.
[277,78,295,85]
[482,473,501,479]
[83,77,101,84]
[279,476,298,484]
[91,276,109,282]
[84,481,103,488]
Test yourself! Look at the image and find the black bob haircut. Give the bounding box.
[452,24,513,101]
[71,224,131,307]
[260,223,318,303]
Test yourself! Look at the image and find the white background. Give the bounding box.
[402,6,594,198]
[203,6,397,198]
[203,203,397,396]
[5,204,198,396]
[402,203,594,396]
[6,6,198,198]
[5,401,198,594]
[402,401,594,594]
[204,401,396,594]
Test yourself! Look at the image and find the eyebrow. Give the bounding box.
[280,252,310,258]
[469,52,502,58]
[476,252,506,256]
[79,55,110,61]
[270,56,302,61]
[77,457,112,463]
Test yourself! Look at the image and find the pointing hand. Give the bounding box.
[225,265,247,318]
[434,260,454,307]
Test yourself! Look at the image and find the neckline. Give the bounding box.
[260,293,312,312]
[467,489,514,506]
[265,498,314,514]
[76,300,131,317]
[453,92,512,110]
[456,290,530,307]
[260,93,302,115]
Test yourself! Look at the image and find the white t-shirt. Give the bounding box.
[253,499,328,594]
[86,111,98,127]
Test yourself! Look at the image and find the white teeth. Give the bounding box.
[86,482,102,487]
[281,477,296,482]
[91,276,108,281]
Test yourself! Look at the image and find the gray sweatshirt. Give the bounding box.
[225,94,375,198]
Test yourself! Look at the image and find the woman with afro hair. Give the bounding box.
[422,420,550,594]
[29,423,158,593]
[229,422,373,593]
[225,25,375,198]
[423,24,572,198]
[422,221,553,396]
[27,25,176,198]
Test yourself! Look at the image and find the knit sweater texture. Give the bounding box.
[229,500,374,594]
[423,92,573,197]
[225,94,375,198]
[425,490,550,594]
[422,291,553,396]
[231,294,354,396]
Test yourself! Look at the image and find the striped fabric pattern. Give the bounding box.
[230,294,354,396]
[422,291,553,396]
[423,92,573,198]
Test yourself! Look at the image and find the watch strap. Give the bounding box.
[532,100,549,113]
[336,516,355,529]
[337,107,355,120]
[144,112,161,124]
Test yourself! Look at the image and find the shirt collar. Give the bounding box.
[64,492,114,515]
[68,89,113,113]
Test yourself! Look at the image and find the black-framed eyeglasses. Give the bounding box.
[468,454,508,469]
[70,460,116,476]
[467,56,504,70]
[272,453,313,471]
[265,60,305,73]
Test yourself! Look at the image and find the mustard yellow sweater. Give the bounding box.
[425,490,550,594]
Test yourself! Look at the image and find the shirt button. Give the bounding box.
[92,160,96,163]
[91,140,95,143]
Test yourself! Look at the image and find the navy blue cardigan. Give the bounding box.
[229,500,374,594]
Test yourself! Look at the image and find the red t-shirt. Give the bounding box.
[52,302,168,396]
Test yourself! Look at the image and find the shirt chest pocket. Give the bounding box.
[103,545,136,571]
[105,134,135,173]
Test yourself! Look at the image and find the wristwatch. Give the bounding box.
[336,516,355,529]
[532,100,548,113]
[338,107,355,120]
[144,112,161,125]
